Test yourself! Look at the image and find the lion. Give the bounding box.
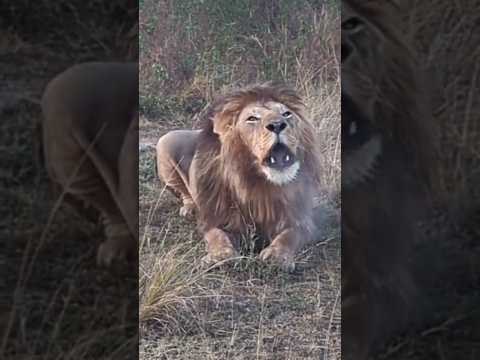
[341,1,439,359]
[156,83,321,271]
[41,62,139,267]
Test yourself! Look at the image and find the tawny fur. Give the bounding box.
[41,62,138,267]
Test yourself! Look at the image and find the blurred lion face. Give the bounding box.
[234,101,303,185]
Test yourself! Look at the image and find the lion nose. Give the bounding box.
[266,121,287,134]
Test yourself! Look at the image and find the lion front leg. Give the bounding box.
[202,228,238,265]
[259,228,303,272]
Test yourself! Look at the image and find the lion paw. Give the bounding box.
[96,238,130,267]
[179,204,195,217]
[202,245,238,266]
[179,198,196,217]
[259,245,296,272]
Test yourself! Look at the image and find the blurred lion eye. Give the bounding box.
[282,111,292,118]
[246,116,259,123]
[342,17,363,32]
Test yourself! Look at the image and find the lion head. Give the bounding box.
[206,82,318,187]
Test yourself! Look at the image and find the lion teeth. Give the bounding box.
[285,154,290,162]
[270,156,276,164]
[349,121,357,135]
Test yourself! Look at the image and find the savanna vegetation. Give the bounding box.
[139,1,341,359]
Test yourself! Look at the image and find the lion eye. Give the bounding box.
[282,111,292,118]
[246,116,259,123]
[342,17,363,32]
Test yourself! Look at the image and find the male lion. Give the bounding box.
[341,1,439,359]
[41,62,139,267]
[157,83,321,271]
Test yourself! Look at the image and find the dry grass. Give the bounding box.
[139,234,218,328]
[139,1,340,359]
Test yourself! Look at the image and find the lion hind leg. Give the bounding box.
[65,157,133,266]
[156,130,200,217]
[72,127,137,241]
[70,173,134,267]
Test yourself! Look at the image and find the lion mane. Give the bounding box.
[192,83,321,247]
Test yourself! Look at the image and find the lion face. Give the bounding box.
[341,1,407,188]
[341,2,386,187]
[342,1,433,190]
[235,101,302,185]
[210,83,312,187]
[342,1,393,119]
[341,91,382,188]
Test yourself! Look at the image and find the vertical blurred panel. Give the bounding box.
[1,1,139,359]
[341,0,480,359]
[139,1,341,359]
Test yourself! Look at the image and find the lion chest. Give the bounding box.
[210,185,298,240]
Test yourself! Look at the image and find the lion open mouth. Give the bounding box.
[264,143,296,169]
[261,143,300,185]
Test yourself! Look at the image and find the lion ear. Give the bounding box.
[212,112,233,136]
[212,99,239,136]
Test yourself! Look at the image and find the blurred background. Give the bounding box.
[1,1,137,358]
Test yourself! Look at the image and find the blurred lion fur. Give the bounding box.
[41,62,138,267]
[341,0,440,358]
